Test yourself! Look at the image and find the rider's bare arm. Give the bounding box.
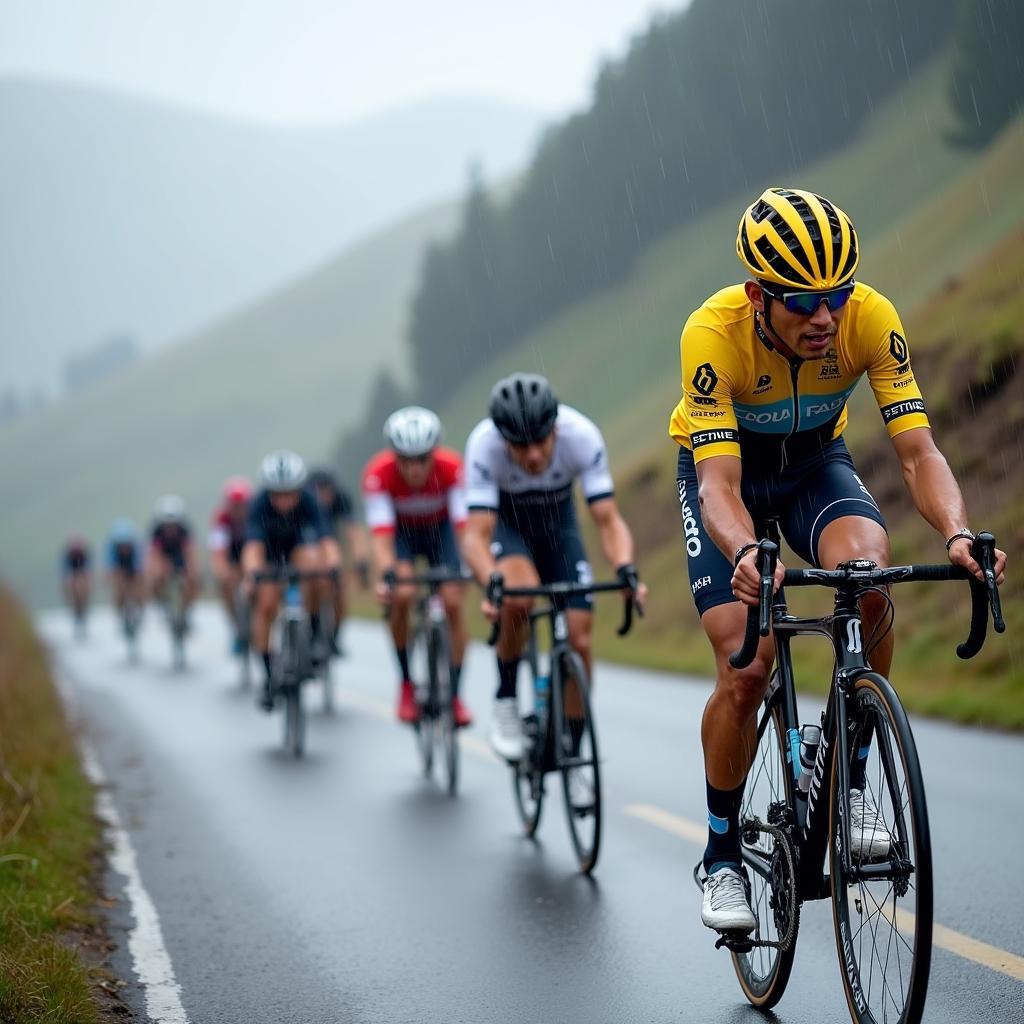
[587,496,636,569]
[370,531,397,577]
[892,427,1007,582]
[461,509,497,587]
[321,536,342,570]
[241,539,266,576]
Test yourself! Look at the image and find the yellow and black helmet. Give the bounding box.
[737,187,859,289]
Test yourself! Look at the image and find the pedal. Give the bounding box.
[714,931,755,953]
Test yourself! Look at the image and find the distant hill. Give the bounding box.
[0,78,544,392]
[0,197,459,606]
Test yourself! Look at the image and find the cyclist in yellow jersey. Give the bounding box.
[671,188,1007,934]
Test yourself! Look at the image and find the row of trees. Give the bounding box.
[406,0,959,404]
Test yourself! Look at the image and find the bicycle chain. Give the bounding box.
[742,816,799,953]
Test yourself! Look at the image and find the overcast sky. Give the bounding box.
[0,0,672,123]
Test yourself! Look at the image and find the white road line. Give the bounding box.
[55,660,191,1024]
[81,744,191,1024]
[625,802,1024,985]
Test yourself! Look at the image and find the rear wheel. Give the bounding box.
[558,651,601,875]
[409,624,434,778]
[278,616,308,758]
[732,680,799,1009]
[830,672,932,1024]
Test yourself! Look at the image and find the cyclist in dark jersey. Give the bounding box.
[209,476,253,652]
[106,518,144,618]
[61,533,92,636]
[242,451,340,710]
[146,495,201,612]
[310,467,370,652]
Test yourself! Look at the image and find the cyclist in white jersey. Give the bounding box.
[461,373,647,770]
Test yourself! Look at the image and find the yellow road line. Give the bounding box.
[625,803,1024,985]
[624,802,706,845]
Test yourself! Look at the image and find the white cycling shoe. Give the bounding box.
[489,698,525,761]
[566,768,595,811]
[701,867,756,933]
[849,788,892,861]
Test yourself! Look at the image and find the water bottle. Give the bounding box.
[534,673,550,715]
[797,724,821,794]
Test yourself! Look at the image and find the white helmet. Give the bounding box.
[154,494,186,523]
[383,406,442,457]
[260,450,307,492]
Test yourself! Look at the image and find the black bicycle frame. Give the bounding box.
[740,526,1003,904]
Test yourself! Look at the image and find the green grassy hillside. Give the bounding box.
[429,53,1024,727]
[0,199,457,605]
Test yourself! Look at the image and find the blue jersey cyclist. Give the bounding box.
[461,373,647,803]
[61,533,92,635]
[242,450,340,711]
[669,188,1007,935]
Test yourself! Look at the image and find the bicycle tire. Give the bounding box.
[558,650,602,875]
[511,680,544,838]
[279,616,308,758]
[830,672,932,1024]
[429,621,458,797]
[409,623,434,778]
[733,680,799,1008]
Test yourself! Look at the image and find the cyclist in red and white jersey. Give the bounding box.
[209,476,252,652]
[362,406,472,727]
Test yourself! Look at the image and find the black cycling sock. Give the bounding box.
[449,663,462,698]
[566,716,585,756]
[261,652,272,680]
[310,612,321,638]
[703,778,746,873]
[396,646,411,681]
[496,657,520,700]
[849,742,871,791]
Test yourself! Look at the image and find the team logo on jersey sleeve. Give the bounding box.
[692,363,718,396]
[889,331,909,365]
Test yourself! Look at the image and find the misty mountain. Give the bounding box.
[0,78,544,392]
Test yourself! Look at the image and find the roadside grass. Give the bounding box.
[0,585,106,1023]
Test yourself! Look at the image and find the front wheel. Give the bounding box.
[733,680,799,1008]
[283,684,305,757]
[830,672,932,1024]
[557,651,601,874]
[429,622,458,797]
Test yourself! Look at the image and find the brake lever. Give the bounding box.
[974,532,1005,633]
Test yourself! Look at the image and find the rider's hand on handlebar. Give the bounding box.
[948,536,1006,586]
[375,567,396,606]
[481,571,503,623]
[616,563,648,614]
[732,549,786,607]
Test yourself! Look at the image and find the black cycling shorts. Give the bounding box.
[491,518,593,611]
[676,437,887,617]
[264,524,322,566]
[394,519,462,574]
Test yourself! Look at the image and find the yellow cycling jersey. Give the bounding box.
[668,282,930,468]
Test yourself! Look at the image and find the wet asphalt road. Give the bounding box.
[41,604,1024,1024]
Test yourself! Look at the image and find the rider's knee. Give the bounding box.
[503,595,533,624]
[720,658,772,716]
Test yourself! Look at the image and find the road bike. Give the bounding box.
[162,570,189,671]
[487,577,638,874]
[702,525,1003,1024]
[120,591,142,664]
[387,567,471,796]
[234,583,252,689]
[254,566,336,757]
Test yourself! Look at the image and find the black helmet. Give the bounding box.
[309,466,339,490]
[488,373,558,444]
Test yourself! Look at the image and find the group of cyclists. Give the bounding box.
[60,186,1006,953]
